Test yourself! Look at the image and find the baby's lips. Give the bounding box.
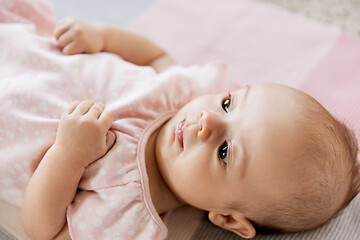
[176,119,185,148]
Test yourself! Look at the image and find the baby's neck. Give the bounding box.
[145,128,184,215]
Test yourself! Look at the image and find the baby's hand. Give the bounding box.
[54,17,104,55]
[54,100,116,168]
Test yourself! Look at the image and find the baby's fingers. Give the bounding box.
[106,131,116,151]
[54,17,78,39]
[62,100,80,116]
[85,102,105,119]
[56,28,77,50]
[62,41,85,55]
[72,100,95,116]
[99,111,114,130]
[54,21,71,40]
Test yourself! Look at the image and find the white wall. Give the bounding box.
[49,0,154,26]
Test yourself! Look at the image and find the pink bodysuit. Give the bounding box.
[0,1,227,239]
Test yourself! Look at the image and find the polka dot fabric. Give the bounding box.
[0,1,226,239]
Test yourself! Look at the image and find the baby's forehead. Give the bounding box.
[242,83,307,107]
[231,83,327,158]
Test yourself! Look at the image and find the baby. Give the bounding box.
[19,18,359,240]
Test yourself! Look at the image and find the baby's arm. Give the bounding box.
[22,100,115,240]
[54,18,175,72]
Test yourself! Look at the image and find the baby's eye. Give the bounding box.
[222,93,231,113]
[218,141,228,165]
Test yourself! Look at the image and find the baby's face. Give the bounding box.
[155,83,307,213]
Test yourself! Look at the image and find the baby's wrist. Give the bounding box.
[93,23,107,52]
[47,144,88,169]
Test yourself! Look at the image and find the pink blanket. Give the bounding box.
[127,0,360,157]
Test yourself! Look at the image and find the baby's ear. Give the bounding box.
[208,211,256,239]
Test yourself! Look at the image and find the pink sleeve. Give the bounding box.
[0,0,55,35]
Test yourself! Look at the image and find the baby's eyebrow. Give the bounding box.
[239,139,249,179]
[232,85,250,113]
[243,85,251,105]
[231,131,249,179]
[234,87,251,179]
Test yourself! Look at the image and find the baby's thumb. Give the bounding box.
[106,130,116,150]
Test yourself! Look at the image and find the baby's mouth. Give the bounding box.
[176,119,185,148]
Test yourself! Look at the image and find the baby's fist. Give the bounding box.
[55,100,116,168]
[54,17,104,55]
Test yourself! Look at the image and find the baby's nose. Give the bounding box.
[198,111,225,141]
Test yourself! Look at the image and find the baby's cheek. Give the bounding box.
[177,152,211,182]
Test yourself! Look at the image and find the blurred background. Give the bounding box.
[49,0,154,25]
[49,0,360,35]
